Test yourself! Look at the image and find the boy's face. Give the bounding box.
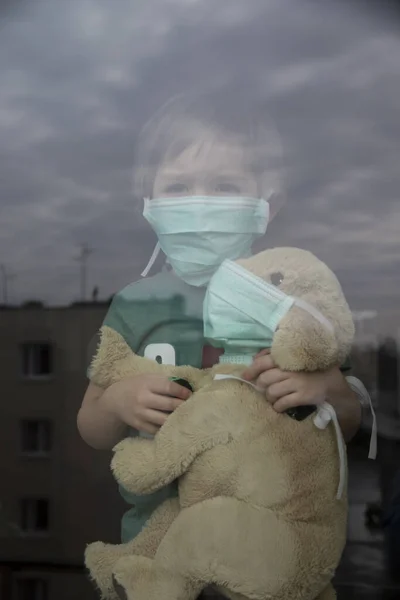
[153,140,259,199]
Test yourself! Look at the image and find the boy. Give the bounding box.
[78,89,368,596]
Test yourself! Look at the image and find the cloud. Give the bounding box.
[0,0,399,331]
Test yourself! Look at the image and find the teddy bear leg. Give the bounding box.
[110,497,336,600]
[114,497,294,600]
[315,583,336,600]
[112,555,199,600]
[85,498,180,600]
[148,497,328,600]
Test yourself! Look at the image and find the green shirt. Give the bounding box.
[92,270,207,542]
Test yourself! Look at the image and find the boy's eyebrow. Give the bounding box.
[210,172,252,180]
[158,170,252,180]
[157,170,192,179]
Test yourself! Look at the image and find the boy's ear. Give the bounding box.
[268,190,286,221]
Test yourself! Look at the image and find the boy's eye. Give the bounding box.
[163,183,189,195]
[214,183,241,194]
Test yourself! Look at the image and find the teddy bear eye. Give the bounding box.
[270,272,284,286]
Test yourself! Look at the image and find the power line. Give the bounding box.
[0,263,16,305]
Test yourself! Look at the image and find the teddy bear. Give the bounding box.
[85,247,355,600]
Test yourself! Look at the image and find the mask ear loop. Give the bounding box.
[313,403,346,500]
[141,242,161,277]
[294,297,335,335]
[141,197,162,278]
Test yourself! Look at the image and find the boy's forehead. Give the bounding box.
[159,139,253,176]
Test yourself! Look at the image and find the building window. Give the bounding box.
[20,420,52,455]
[20,499,49,534]
[16,578,48,600]
[20,343,53,378]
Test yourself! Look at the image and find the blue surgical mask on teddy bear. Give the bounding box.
[203,259,334,364]
[141,196,270,286]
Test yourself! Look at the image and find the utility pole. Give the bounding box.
[75,244,93,301]
[0,263,15,305]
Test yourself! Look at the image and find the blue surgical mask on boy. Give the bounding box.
[141,196,270,287]
[203,259,334,364]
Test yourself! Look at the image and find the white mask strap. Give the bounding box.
[141,197,161,278]
[141,242,161,278]
[294,297,335,334]
[313,403,346,500]
[213,373,264,392]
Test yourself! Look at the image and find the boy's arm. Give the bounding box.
[324,367,362,443]
[77,382,129,450]
[78,291,134,449]
[110,383,242,495]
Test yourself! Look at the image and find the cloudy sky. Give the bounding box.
[0,0,399,331]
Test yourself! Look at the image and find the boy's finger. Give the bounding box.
[152,379,191,400]
[132,418,159,436]
[168,380,192,399]
[254,348,271,358]
[257,369,291,390]
[273,393,301,413]
[143,409,168,427]
[150,394,185,413]
[141,421,160,436]
[242,355,275,381]
[266,378,297,400]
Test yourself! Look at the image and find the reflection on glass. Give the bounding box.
[0,0,399,597]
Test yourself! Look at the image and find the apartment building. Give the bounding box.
[0,302,123,600]
[0,290,190,600]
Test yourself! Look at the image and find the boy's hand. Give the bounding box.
[102,374,191,436]
[242,350,329,412]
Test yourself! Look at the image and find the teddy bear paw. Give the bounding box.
[85,541,125,600]
[113,555,191,600]
[112,556,153,600]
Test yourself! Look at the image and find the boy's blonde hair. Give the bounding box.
[132,87,284,203]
